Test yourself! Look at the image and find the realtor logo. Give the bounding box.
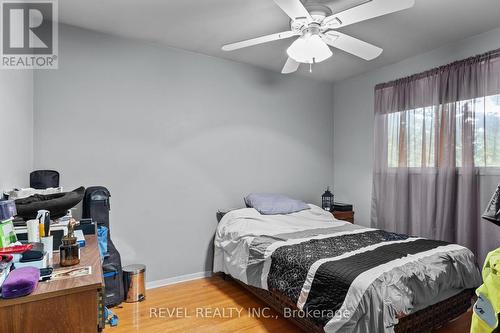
[1,0,58,69]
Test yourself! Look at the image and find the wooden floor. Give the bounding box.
[106,275,472,333]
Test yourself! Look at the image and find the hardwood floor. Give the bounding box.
[106,275,472,333]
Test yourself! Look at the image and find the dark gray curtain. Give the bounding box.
[372,49,500,257]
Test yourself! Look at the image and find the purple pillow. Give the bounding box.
[244,193,309,215]
[1,267,40,299]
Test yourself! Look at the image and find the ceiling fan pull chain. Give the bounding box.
[311,56,318,72]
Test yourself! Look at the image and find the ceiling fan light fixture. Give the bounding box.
[286,34,332,64]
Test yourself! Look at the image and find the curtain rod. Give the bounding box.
[375,48,500,90]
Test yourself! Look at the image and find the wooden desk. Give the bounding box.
[0,235,104,332]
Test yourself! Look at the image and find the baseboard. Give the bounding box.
[146,271,213,290]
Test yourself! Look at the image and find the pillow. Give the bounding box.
[244,193,309,215]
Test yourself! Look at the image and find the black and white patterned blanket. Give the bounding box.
[243,224,481,332]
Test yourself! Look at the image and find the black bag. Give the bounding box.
[82,186,124,306]
[102,240,124,307]
[82,187,111,229]
[482,184,500,226]
[30,170,60,189]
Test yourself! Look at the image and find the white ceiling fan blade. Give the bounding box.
[324,0,415,28]
[322,31,382,61]
[222,31,299,51]
[282,57,300,74]
[272,0,313,21]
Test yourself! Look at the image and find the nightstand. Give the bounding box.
[332,210,354,223]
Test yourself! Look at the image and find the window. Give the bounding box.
[475,94,500,166]
[387,94,500,168]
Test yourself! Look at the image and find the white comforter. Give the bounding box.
[213,204,481,333]
[214,204,347,282]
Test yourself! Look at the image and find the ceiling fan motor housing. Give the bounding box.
[305,3,333,21]
[290,3,339,33]
[302,24,321,38]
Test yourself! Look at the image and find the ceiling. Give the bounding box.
[59,0,500,82]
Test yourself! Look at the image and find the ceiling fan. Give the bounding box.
[221,0,415,74]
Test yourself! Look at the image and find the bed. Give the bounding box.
[213,204,482,333]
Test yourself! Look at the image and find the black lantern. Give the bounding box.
[322,186,334,212]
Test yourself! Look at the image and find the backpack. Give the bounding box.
[82,186,111,230]
[102,241,125,307]
[471,248,500,333]
[82,186,124,307]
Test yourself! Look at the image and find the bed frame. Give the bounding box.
[219,273,473,333]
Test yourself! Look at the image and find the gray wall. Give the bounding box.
[33,25,334,282]
[332,27,500,260]
[0,71,33,191]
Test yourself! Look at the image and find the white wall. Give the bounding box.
[33,25,334,282]
[333,27,500,261]
[0,70,33,191]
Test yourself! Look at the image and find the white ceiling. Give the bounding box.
[59,0,500,82]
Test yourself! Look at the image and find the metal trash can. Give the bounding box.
[123,264,146,302]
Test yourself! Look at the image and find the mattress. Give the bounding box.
[213,204,482,333]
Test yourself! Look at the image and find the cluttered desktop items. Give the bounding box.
[1,173,123,304]
[0,199,87,290]
[0,170,133,331]
[0,170,97,297]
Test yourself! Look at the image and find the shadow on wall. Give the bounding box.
[205,236,215,272]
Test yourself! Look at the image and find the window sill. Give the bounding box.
[382,167,500,176]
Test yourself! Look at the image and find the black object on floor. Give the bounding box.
[30,170,60,189]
